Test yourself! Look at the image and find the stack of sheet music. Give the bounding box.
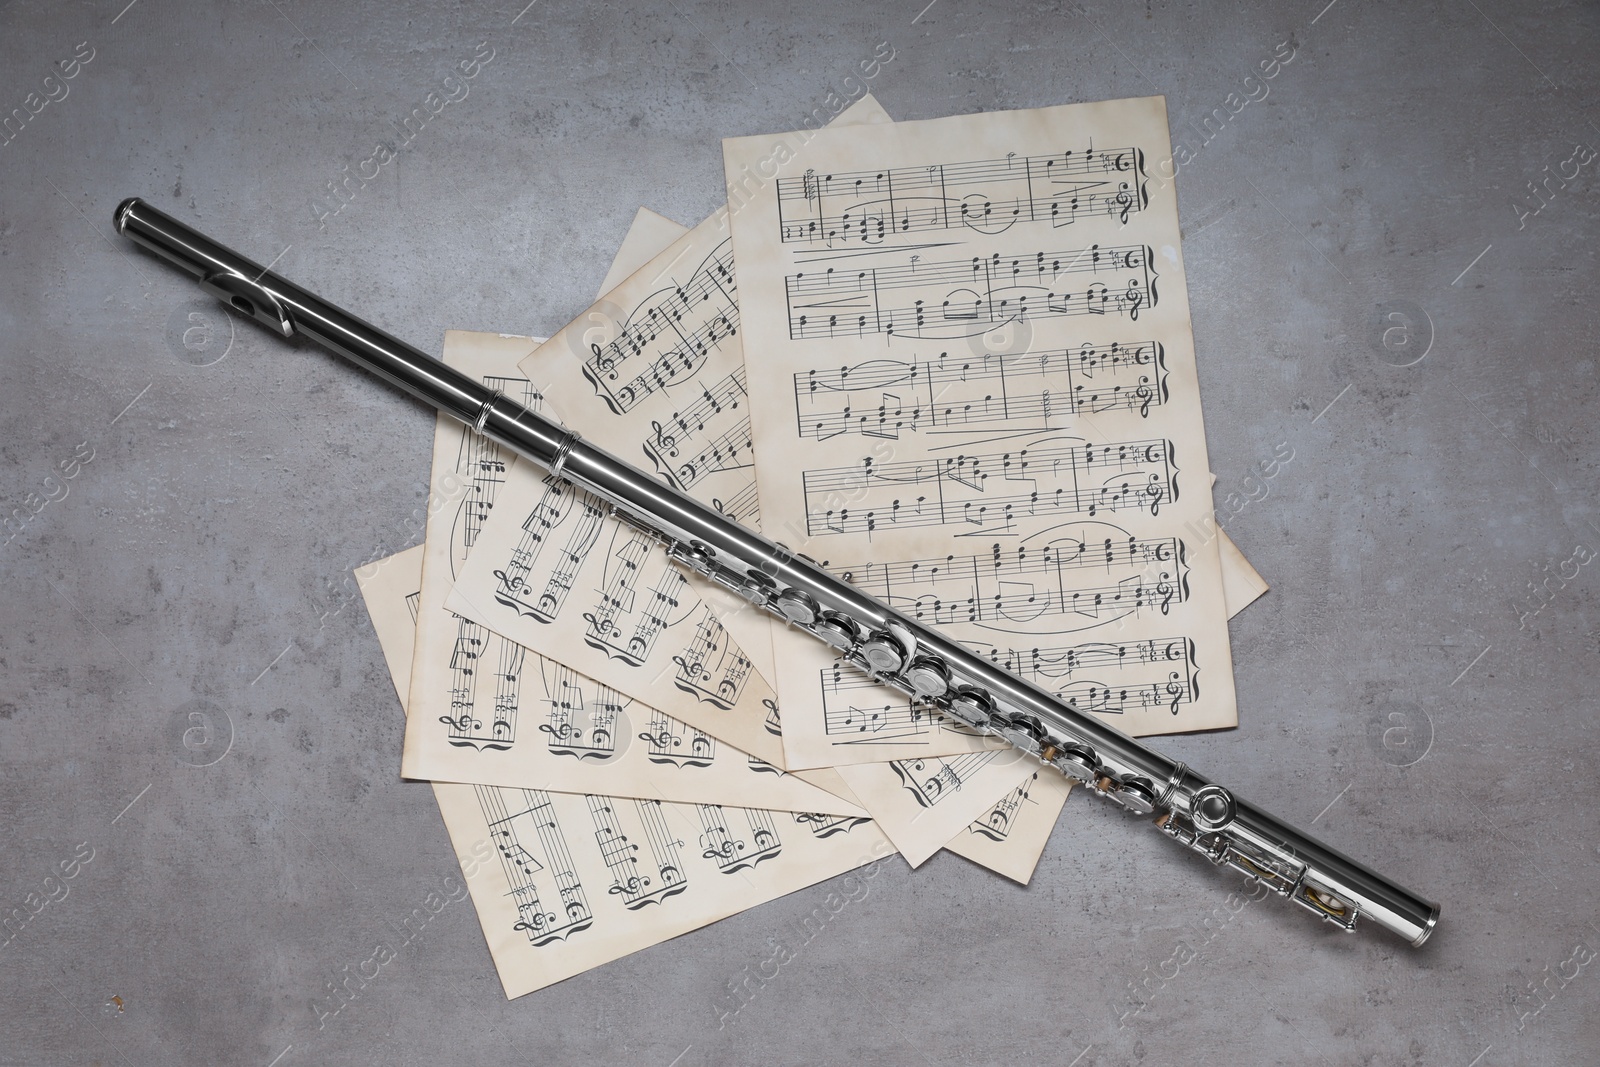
[354,94,1269,998]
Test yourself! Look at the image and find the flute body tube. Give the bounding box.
[115,197,1440,947]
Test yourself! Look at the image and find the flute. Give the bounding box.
[115,196,1439,947]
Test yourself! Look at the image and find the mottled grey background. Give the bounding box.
[1,1,1596,1064]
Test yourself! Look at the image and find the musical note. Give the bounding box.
[775,148,1149,246]
[820,661,974,744]
[969,773,1036,843]
[441,618,521,752]
[450,375,543,577]
[581,534,653,661]
[793,342,1166,440]
[801,437,1176,536]
[492,478,587,619]
[586,795,691,909]
[477,786,593,947]
[637,707,717,769]
[889,752,1002,808]
[784,243,1156,341]
[696,805,783,874]
[538,665,626,762]
[671,607,754,710]
[831,527,1186,634]
[640,368,752,490]
[581,240,739,413]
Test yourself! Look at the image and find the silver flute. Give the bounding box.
[116,196,1439,947]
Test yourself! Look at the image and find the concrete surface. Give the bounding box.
[2,1,1597,1064]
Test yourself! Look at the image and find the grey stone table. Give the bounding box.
[2,2,1595,1064]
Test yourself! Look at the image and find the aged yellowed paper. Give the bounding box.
[723,97,1240,773]
[942,770,1072,885]
[600,207,691,293]
[446,96,998,774]
[396,206,863,812]
[382,188,1067,881]
[357,473,1264,889]
[401,331,859,813]
[440,783,891,999]
[438,99,1037,865]
[359,525,1065,899]
[356,545,892,999]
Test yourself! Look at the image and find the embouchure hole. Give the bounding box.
[231,296,254,315]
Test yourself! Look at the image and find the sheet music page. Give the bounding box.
[400,331,860,813]
[361,529,1263,883]
[1218,525,1268,612]
[395,214,866,812]
[440,99,1041,859]
[735,512,1263,867]
[435,783,892,999]
[356,542,428,700]
[442,217,799,768]
[835,750,1035,866]
[600,207,691,293]
[356,549,893,999]
[360,520,1064,895]
[723,96,1239,772]
[943,769,1072,885]
[446,95,997,773]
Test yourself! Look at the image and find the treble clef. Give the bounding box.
[649,419,679,458]
[1145,475,1165,516]
[582,610,623,641]
[539,720,575,741]
[493,568,529,597]
[639,727,678,749]
[1134,378,1154,418]
[672,653,711,684]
